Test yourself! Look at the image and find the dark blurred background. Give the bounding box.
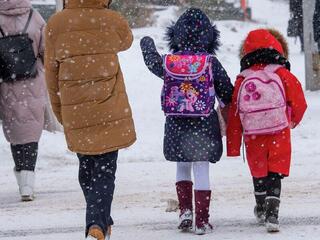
[31,0,246,27]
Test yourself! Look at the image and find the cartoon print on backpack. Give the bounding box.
[177,86,198,113]
[163,55,214,116]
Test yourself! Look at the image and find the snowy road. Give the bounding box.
[1,160,320,239]
[1,0,320,239]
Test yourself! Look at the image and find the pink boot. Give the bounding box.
[195,190,213,235]
[176,181,193,231]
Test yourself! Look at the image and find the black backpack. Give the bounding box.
[0,9,38,83]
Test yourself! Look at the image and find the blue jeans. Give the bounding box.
[77,151,118,236]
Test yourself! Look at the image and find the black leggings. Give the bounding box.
[253,172,282,205]
[11,142,38,171]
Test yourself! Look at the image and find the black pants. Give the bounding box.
[253,172,282,206]
[77,151,118,236]
[11,142,38,171]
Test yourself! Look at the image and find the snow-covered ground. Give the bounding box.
[1,0,319,239]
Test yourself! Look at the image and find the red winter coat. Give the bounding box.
[227,65,307,177]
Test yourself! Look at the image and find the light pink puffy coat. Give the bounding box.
[0,0,50,144]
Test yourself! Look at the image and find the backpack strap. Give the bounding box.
[263,64,283,73]
[22,9,33,34]
[238,69,255,79]
[209,56,226,108]
[238,64,284,78]
[0,9,33,36]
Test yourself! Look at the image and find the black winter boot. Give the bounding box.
[254,199,266,224]
[265,197,280,232]
[253,177,267,224]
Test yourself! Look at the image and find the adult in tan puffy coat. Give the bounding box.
[45,0,136,239]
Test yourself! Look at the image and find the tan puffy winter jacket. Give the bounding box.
[45,0,136,155]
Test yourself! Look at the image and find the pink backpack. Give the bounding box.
[237,65,289,135]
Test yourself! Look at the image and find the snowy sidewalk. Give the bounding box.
[1,155,320,239]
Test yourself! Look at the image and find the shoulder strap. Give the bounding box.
[238,64,284,78]
[264,64,283,73]
[22,9,33,34]
[238,69,255,78]
[209,56,226,108]
[0,26,5,37]
[0,9,33,36]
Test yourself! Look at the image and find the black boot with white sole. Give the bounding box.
[265,197,280,232]
[254,204,266,225]
[252,177,267,224]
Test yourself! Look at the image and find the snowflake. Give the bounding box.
[166,96,178,107]
[180,83,193,93]
[194,100,206,111]
[199,75,206,82]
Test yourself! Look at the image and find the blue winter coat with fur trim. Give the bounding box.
[140,8,233,163]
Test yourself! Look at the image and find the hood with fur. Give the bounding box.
[239,28,289,59]
[239,28,290,71]
[166,8,220,54]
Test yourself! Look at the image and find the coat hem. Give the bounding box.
[165,158,218,164]
[70,137,137,156]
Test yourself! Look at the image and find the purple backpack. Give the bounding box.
[162,54,215,117]
[237,64,289,135]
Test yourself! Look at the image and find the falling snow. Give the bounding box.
[0,0,319,239]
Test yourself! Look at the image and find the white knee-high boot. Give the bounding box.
[14,168,35,201]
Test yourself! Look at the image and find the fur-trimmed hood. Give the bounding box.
[165,8,220,54]
[239,28,290,71]
[239,28,289,59]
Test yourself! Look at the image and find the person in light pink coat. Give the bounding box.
[0,0,58,201]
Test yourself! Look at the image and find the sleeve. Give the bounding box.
[44,24,62,124]
[113,12,133,52]
[289,0,294,13]
[211,58,234,106]
[33,10,46,63]
[277,68,307,128]
[140,36,164,79]
[226,78,243,157]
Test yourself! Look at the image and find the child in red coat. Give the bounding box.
[227,29,307,232]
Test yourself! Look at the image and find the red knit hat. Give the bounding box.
[243,29,284,56]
